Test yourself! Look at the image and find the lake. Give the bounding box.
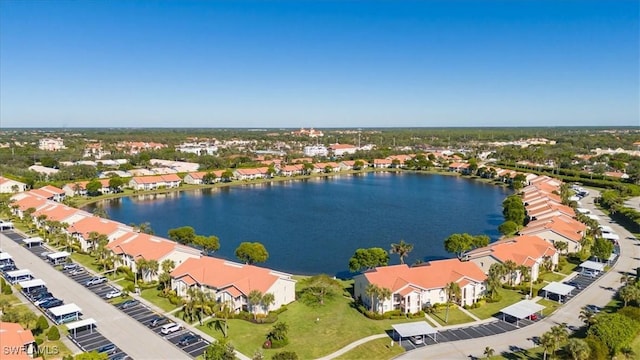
[88,172,511,276]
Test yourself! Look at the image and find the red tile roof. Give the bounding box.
[107,232,177,261]
[363,258,486,292]
[67,216,121,238]
[0,322,35,360]
[171,257,282,295]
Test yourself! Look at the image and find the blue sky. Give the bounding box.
[1,0,638,128]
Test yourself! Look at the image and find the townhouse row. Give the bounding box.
[10,187,295,314]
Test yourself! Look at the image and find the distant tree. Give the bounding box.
[202,172,217,184]
[591,237,613,262]
[353,160,365,170]
[303,162,315,175]
[348,247,389,272]
[472,234,490,248]
[498,221,519,236]
[194,235,220,253]
[502,195,526,226]
[92,206,109,219]
[108,176,124,192]
[86,179,103,196]
[168,226,196,245]
[235,242,269,264]
[390,240,413,264]
[443,233,473,258]
[221,170,234,182]
[131,222,154,235]
[299,274,342,306]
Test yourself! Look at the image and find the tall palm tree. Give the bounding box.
[375,287,392,314]
[444,282,461,324]
[146,259,159,281]
[488,263,507,299]
[261,293,275,313]
[248,290,263,320]
[365,283,379,312]
[503,260,518,286]
[550,324,568,358]
[578,307,597,328]
[539,331,555,360]
[390,240,414,265]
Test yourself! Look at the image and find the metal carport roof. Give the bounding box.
[500,300,545,320]
[65,318,96,336]
[542,282,575,297]
[5,269,32,278]
[602,233,619,241]
[392,321,438,341]
[47,251,71,260]
[0,252,12,261]
[18,279,46,289]
[49,303,81,317]
[580,260,605,272]
[22,237,43,246]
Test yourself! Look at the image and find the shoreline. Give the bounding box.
[75,167,491,209]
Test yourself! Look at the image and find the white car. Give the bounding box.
[160,323,182,335]
[105,290,122,299]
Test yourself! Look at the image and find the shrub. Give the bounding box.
[124,283,135,293]
[2,284,13,295]
[33,315,49,336]
[271,351,298,360]
[35,338,44,345]
[618,306,640,322]
[269,338,289,349]
[585,335,609,360]
[47,326,60,341]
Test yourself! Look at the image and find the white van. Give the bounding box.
[160,322,181,335]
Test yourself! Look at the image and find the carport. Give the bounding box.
[22,236,43,248]
[5,269,33,283]
[48,303,82,324]
[602,233,619,242]
[47,251,71,265]
[580,260,605,273]
[599,225,614,233]
[542,282,575,303]
[587,214,601,221]
[500,300,545,327]
[392,321,438,344]
[19,279,46,293]
[576,208,591,214]
[66,318,96,337]
[0,252,12,264]
[0,220,13,230]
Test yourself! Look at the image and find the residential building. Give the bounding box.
[183,170,225,184]
[462,235,558,284]
[128,174,182,191]
[279,164,304,177]
[170,257,296,313]
[66,216,132,251]
[518,216,586,253]
[328,143,358,156]
[176,142,219,156]
[0,322,36,359]
[233,168,270,180]
[38,138,65,151]
[372,159,393,168]
[303,145,328,157]
[62,179,114,197]
[27,165,59,176]
[108,232,201,282]
[0,176,27,193]
[353,259,486,314]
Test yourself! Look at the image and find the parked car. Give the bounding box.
[0,263,17,272]
[148,315,166,328]
[585,304,602,313]
[160,323,181,335]
[118,299,139,309]
[97,343,117,355]
[584,270,599,278]
[40,251,52,259]
[410,336,424,345]
[69,268,85,275]
[34,296,56,306]
[40,299,63,309]
[30,292,53,302]
[105,290,123,299]
[529,313,538,321]
[63,263,78,270]
[566,281,582,290]
[85,276,107,286]
[178,333,200,346]
[57,313,78,324]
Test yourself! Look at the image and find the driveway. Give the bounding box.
[0,232,190,360]
[395,189,640,359]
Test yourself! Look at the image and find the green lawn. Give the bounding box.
[197,295,425,359]
[539,272,565,283]
[140,287,179,312]
[536,298,561,316]
[430,306,475,326]
[488,346,545,360]
[631,333,640,356]
[69,253,101,274]
[558,258,579,275]
[334,337,405,360]
[469,289,524,320]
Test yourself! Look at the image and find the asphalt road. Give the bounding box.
[0,232,190,360]
[396,189,640,359]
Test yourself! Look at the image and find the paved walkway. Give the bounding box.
[318,189,639,359]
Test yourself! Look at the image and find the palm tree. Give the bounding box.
[209,301,233,338]
[553,241,568,255]
[483,346,495,359]
[375,287,392,314]
[503,260,518,286]
[261,293,275,313]
[539,331,556,360]
[444,282,461,324]
[550,324,568,358]
[365,283,379,312]
[135,258,149,284]
[488,263,506,299]
[390,240,414,264]
[146,259,159,281]
[566,338,590,360]
[619,284,640,307]
[579,307,597,328]
[248,290,263,320]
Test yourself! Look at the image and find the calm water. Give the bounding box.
[88,173,510,276]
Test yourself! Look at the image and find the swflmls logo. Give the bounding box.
[2,345,59,356]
